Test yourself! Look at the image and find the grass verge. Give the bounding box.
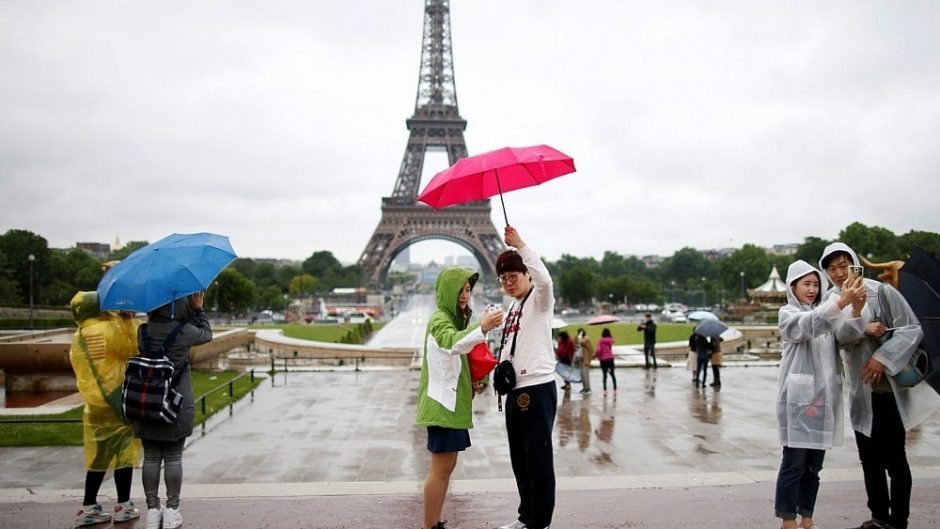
[0,369,264,447]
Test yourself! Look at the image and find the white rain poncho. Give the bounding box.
[776,260,848,450]
[819,243,940,436]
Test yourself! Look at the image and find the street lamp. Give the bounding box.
[701,277,706,307]
[670,280,676,303]
[28,254,35,329]
[739,271,745,300]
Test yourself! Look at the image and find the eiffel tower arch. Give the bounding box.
[358,0,503,287]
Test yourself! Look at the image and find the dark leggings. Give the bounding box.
[600,359,617,390]
[83,466,133,505]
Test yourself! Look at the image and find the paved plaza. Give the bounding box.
[2,364,940,528]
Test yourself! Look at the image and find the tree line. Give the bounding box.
[1,222,937,313]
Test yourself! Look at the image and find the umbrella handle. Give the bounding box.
[495,170,509,226]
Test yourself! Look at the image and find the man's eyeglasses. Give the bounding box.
[498,272,523,285]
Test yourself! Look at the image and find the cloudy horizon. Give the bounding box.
[3,1,939,266]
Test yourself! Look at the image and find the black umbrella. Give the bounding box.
[898,247,940,395]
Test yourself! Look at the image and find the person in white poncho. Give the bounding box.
[821,242,940,529]
[774,260,865,529]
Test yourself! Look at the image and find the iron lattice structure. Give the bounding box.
[358,0,503,286]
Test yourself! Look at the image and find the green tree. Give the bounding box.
[207,268,256,313]
[289,274,319,297]
[897,230,940,259]
[257,285,287,311]
[794,236,830,265]
[0,229,51,303]
[839,222,899,263]
[559,267,595,307]
[717,244,771,298]
[108,241,148,261]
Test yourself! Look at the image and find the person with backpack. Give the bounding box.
[131,292,212,529]
[68,291,142,527]
[820,243,940,529]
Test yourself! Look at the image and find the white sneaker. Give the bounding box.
[145,508,162,529]
[163,506,182,529]
[498,521,526,529]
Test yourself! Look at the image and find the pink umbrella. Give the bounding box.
[417,144,576,225]
[588,314,620,325]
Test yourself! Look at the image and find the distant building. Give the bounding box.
[76,242,111,259]
[641,255,664,268]
[767,243,799,256]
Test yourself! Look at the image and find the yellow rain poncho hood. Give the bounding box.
[68,291,141,471]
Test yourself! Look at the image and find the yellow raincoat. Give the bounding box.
[68,291,141,471]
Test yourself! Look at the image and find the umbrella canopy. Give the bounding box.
[694,318,729,338]
[898,247,940,394]
[687,310,718,322]
[551,317,568,329]
[720,327,744,342]
[417,144,575,225]
[588,314,620,325]
[97,232,236,313]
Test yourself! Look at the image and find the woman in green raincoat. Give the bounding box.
[416,268,503,529]
[68,291,142,526]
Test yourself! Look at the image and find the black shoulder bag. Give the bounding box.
[493,287,533,410]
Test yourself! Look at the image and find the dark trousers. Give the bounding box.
[774,446,826,520]
[711,364,721,385]
[643,341,657,368]
[505,381,557,529]
[695,352,710,385]
[855,392,912,529]
[600,359,617,390]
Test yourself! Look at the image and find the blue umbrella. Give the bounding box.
[694,318,729,338]
[97,232,236,312]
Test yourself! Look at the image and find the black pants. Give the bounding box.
[855,392,912,529]
[711,364,721,385]
[643,341,657,368]
[505,381,557,529]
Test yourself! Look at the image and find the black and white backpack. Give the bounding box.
[122,322,186,424]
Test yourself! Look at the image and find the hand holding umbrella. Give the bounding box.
[505,226,525,250]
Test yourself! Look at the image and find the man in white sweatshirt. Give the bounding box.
[496,226,557,529]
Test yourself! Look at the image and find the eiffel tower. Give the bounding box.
[358,0,503,287]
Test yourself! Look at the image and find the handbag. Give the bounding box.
[77,329,127,422]
[493,288,533,403]
[468,342,498,382]
[878,283,930,388]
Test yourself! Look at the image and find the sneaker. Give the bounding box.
[75,503,111,527]
[603,390,608,397]
[582,389,591,395]
[498,521,526,529]
[434,521,449,529]
[112,501,140,523]
[163,506,182,529]
[145,508,162,529]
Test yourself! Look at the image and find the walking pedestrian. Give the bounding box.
[596,328,617,397]
[690,331,712,388]
[417,267,503,529]
[577,328,593,395]
[495,226,557,529]
[821,243,940,529]
[710,336,723,387]
[555,331,575,390]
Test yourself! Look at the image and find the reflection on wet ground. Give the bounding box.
[4,366,940,489]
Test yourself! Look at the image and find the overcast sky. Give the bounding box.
[2,1,939,266]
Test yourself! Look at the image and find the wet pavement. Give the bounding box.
[2,365,940,528]
[3,297,940,527]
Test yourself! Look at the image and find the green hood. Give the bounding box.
[70,291,100,323]
[434,267,479,330]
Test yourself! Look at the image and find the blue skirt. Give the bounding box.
[427,426,471,453]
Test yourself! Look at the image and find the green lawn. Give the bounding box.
[0,369,264,447]
[558,322,695,345]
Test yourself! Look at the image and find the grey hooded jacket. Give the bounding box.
[819,242,940,435]
[776,259,846,449]
[132,297,212,441]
